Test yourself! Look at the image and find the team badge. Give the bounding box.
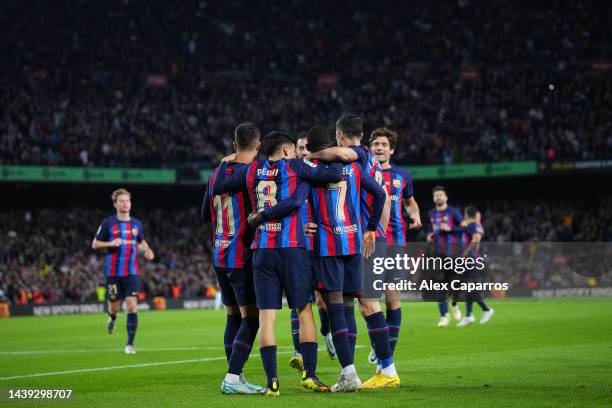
[132,228,138,236]
[393,179,401,188]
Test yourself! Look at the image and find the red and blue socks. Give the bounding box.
[365,311,396,376]
[300,342,318,378]
[386,308,401,355]
[290,309,301,355]
[344,305,357,357]
[327,303,353,368]
[228,316,259,376]
[224,314,242,363]
[260,345,278,389]
[126,312,138,346]
[319,308,330,336]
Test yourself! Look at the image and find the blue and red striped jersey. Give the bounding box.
[310,162,362,256]
[95,215,144,277]
[383,165,414,247]
[300,199,314,250]
[205,163,252,268]
[428,206,464,256]
[213,158,342,249]
[462,222,484,258]
[349,145,386,241]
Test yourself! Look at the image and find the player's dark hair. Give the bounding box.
[432,185,446,195]
[234,122,260,150]
[296,131,308,142]
[336,114,363,138]
[306,125,333,153]
[465,206,479,218]
[369,127,397,150]
[261,131,294,156]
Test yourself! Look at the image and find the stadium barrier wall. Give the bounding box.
[6,289,612,317]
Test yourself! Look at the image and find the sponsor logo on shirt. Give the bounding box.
[215,239,231,248]
[334,224,359,234]
[258,222,283,232]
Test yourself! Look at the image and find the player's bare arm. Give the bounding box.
[306,146,358,163]
[138,240,155,260]
[404,196,422,229]
[91,237,122,250]
[380,187,391,232]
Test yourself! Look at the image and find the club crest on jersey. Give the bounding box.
[302,159,317,168]
[132,228,138,236]
[393,179,401,188]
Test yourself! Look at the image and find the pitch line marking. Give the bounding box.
[1,346,362,381]
[0,345,299,356]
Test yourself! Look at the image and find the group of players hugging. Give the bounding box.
[91,113,493,396]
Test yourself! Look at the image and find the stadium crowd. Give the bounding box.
[1,0,611,169]
[1,197,610,305]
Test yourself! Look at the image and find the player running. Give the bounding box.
[454,206,495,326]
[427,186,464,327]
[305,125,386,391]
[201,122,266,394]
[369,127,421,369]
[308,114,400,389]
[213,131,343,396]
[288,133,336,375]
[92,188,155,355]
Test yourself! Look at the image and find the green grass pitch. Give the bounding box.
[1,299,611,407]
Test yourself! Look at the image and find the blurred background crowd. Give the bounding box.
[1,197,610,304]
[1,0,611,169]
[1,0,611,304]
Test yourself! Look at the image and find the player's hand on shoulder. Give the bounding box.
[221,153,236,162]
[362,230,375,259]
[248,212,263,228]
[111,238,123,247]
[144,248,155,261]
[305,222,318,237]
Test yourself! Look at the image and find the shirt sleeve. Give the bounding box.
[289,158,342,183]
[360,171,386,231]
[348,145,368,168]
[201,175,212,222]
[260,181,310,221]
[136,221,145,242]
[401,169,414,198]
[453,207,464,225]
[212,162,248,195]
[95,219,110,241]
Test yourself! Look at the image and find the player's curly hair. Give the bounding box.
[111,188,131,203]
[369,127,397,149]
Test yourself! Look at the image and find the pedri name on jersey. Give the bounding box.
[257,168,279,177]
[334,224,359,234]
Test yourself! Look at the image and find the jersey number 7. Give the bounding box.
[328,181,347,222]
